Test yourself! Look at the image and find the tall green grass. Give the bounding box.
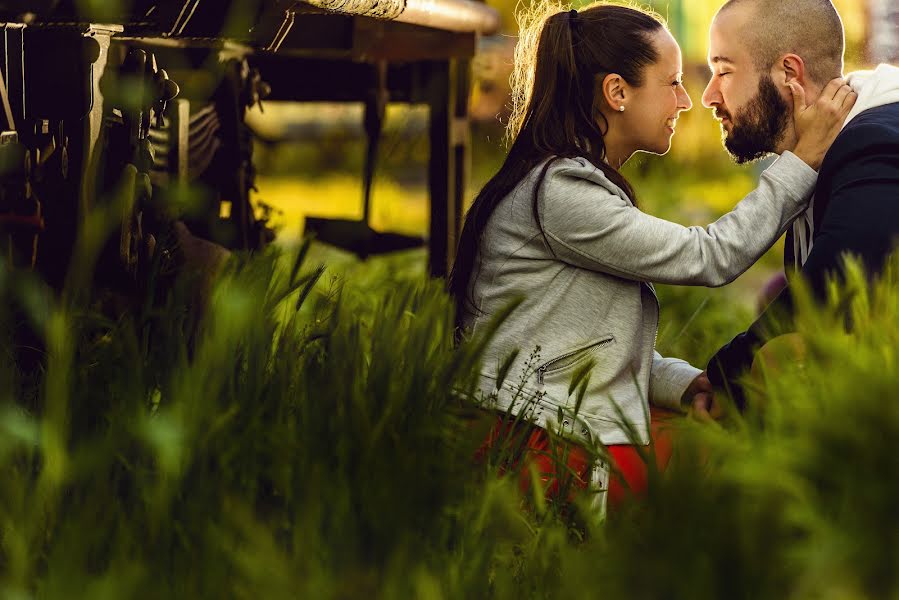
[2,211,898,598]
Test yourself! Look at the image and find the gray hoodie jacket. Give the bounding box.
[463,152,817,445]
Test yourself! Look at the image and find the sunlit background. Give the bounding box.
[249,0,883,317]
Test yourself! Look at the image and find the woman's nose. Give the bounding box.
[679,85,693,112]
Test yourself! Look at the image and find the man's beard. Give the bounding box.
[719,75,790,164]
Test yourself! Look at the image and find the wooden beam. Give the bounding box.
[427,57,470,278]
[450,58,471,276]
[265,12,477,62]
[351,18,476,62]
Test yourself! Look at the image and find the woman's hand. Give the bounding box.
[681,372,722,421]
[791,77,858,171]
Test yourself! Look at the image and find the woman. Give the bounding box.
[450,2,855,511]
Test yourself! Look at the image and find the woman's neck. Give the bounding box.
[602,136,633,170]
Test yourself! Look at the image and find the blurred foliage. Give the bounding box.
[2,195,899,596]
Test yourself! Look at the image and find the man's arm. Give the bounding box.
[707,124,899,408]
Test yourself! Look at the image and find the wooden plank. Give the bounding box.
[449,58,470,275]
[268,12,477,61]
[351,18,476,61]
[427,59,451,278]
[426,57,470,278]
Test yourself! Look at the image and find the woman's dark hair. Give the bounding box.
[448,2,665,333]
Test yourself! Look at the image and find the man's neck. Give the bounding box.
[777,82,826,155]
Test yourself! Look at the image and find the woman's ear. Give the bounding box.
[600,73,627,110]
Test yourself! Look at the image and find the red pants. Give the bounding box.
[476,407,678,509]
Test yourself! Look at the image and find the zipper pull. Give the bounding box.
[537,367,545,385]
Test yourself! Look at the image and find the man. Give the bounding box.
[702,0,899,407]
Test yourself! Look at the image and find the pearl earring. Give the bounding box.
[619,106,626,112]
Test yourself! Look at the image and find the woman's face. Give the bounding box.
[614,29,693,157]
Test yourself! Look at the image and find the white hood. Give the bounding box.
[844,63,899,128]
[792,63,899,269]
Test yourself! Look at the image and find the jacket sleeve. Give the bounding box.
[539,152,817,287]
[649,352,702,411]
[708,125,899,407]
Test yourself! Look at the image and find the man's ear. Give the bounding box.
[775,53,808,89]
[600,73,627,109]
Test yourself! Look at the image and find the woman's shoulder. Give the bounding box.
[536,155,596,178]
[537,156,631,203]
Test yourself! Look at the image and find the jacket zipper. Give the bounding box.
[537,337,614,385]
[646,283,659,355]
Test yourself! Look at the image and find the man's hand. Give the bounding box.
[681,372,722,421]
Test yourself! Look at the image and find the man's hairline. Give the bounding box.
[707,12,755,73]
[713,1,843,85]
[710,4,778,76]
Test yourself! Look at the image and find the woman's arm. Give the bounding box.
[539,152,817,287]
[649,352,702,410]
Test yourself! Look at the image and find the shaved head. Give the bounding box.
[719,0,844,85]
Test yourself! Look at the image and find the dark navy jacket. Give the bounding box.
[707,102,899,407]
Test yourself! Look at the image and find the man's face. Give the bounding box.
[701,8,791,163]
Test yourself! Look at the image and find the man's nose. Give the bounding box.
[701,78,720,109]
